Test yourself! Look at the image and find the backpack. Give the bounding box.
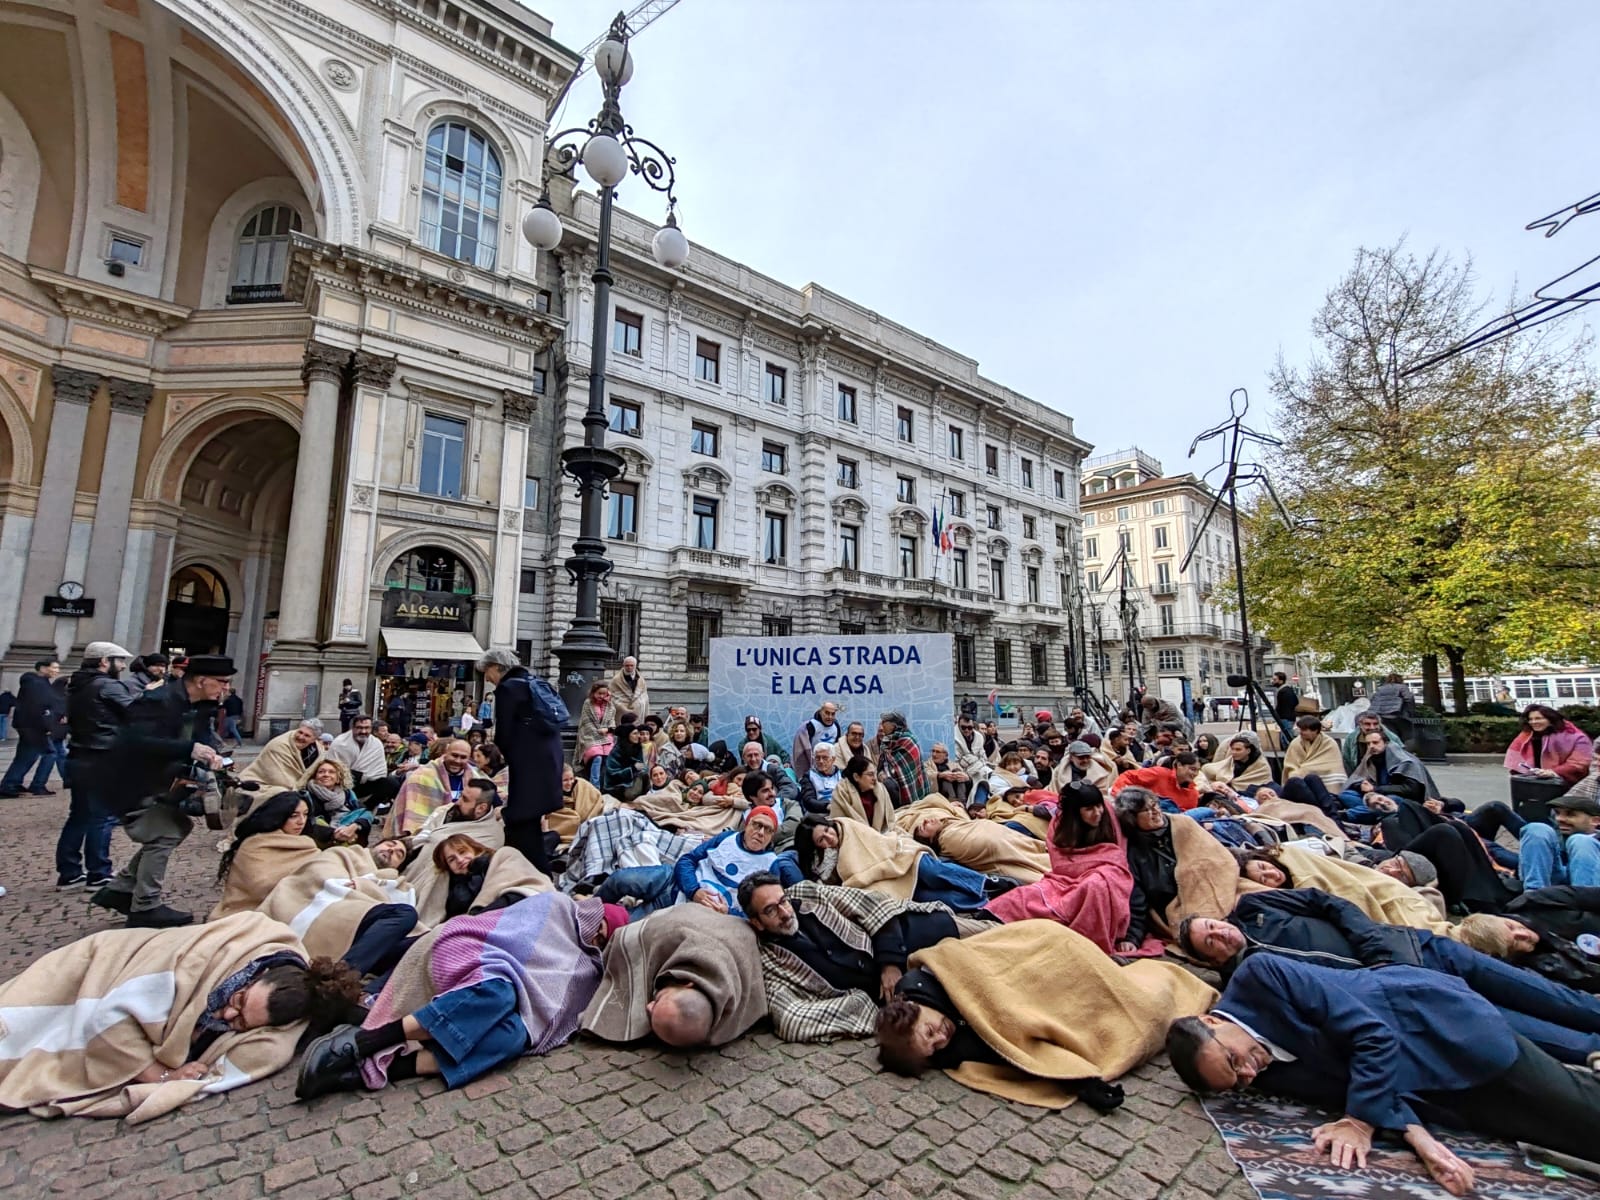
[528,676,569,731]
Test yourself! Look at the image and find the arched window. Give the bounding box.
[168,564,230,609]
[420,122,502,270]
[230,204,302,303]
[384,547,475,596]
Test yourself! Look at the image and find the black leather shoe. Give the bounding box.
[296,1024,365,1101]
[983,874,1024,899]
[126,905,193,928]
[90,886,134,915]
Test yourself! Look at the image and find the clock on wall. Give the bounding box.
[57,581,85,601]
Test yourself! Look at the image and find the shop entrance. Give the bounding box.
[162,564,231,656]
[375,546,484,736]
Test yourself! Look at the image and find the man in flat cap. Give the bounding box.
[93,654,236,927]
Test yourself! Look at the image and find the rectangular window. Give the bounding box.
[985,444,999,477]
[1154,525,1169,549]
[607,398,642,436]
[695,338,720,383]
[763,512,788,565]
[955,634,976,682]
[600,600,641,661]
[1157,649,1185,672]
[612,308,643,357]
[109,234,145,266]
[897,535,918,579]
[994,640,1013,685]
[837,457,859,488]
[761,442,788,473]
[535,289,552,312]
[897,475,916,504]
[1030,642,1048,686]
[1156,561,1173,585]
[523,477,540,509]
[839,621,867,636]
[837,384,857,423]
[762,615,793,637]
[1088,570,1100,592]
[532,367,548,395]
[607,481,638,538]
[948,425,964,459]
[1116,505,1131,522]
[1095,651,1112,676]
[690,421,719,456]
[1085,536,1099,559]
[953,547,969,589]
[1022,515,1036,540]
[1055,525,1068,549]
[990,559,1006,600]
[686,608,720,669]
[986,505,1001,530]
[840,524,859,569]
[896,406,914,443]
[1119,530,1132,553]
[1054,469,1066,499]
[1159,603,1175,635]
[516,638,534,667]
[948,490,966,518]
[1151,499,1167,515]
[518,567,538,595]
[1026,566,1040,603]
[692,496,718,549]
[419,414,467,498]
[1083,512,1095,528]
[1020,457,1034,488]
[764,363,788,405]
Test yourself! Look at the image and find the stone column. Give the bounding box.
[492,390,535,650]
[8,366,100,658]
[79,378,152,647]
[276,342,347,643]
[327,351,396,646]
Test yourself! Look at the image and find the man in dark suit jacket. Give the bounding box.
[1178,887,1600,1063]
[1167,954,1600,1196]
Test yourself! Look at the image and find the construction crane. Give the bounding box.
[547,0,682,120]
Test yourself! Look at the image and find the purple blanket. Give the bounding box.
[361,892,604,1087]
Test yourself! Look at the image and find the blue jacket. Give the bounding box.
[1217,954,1520,1131]
[672,828,777,915]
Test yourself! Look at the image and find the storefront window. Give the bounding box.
[384,548,475,595]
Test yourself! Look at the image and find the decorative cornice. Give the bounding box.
[303,341,350,385]
[50,365,101,407]
[30,268,191,336]
[501,389,536,424]
[682,300,742,338]
[107,378,154,415]
[352,351,399,389]
[614,275,670,307]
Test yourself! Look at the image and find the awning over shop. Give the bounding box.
[379,628,486,662]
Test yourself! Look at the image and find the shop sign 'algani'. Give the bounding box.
[381,589,473,632]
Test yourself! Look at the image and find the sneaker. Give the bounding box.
[56,874,87,890]
[28,788,56,796]
[126,905,193,929]
[86,876,115,889]
[90,886,134,915]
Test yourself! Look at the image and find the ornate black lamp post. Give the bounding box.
[522,12,688,742]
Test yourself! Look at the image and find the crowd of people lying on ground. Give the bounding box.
[4,651,1600,1194]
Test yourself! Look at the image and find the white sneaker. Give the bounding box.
[0,886,8,898]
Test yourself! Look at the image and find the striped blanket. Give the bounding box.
[558,809,706,890]
[360,891,605,1088]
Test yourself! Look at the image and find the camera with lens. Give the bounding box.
[167,758,254,830]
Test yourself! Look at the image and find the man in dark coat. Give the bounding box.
[1167,954,1600,1194]
[0,658,62,797]
[477,650,562,873]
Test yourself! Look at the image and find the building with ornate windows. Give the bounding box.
[0,0,1092,732]
[524,185,1093,716]
[0,0,573,731]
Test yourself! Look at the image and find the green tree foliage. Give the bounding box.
[1243,242,1600,711]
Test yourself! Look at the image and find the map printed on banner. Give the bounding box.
[708,633,954,759]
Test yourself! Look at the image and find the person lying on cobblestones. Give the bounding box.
[1455,908,1600,993]
[898,795,1048,883]
[740,872,993,1042]
[296,891,621,1100]
[0,910,361,1122]
[436,835,550,919]
[212,791,337,919]
[876,919,1215,1110]
[558,807,706,893]
[258,840,420,984]
[596,805,780,920]
[784,814,999,909]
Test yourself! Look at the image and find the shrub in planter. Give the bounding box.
[1440,716,1524,755]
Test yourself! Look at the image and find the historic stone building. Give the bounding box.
[526,188,1093,715]
[0,0,575,731]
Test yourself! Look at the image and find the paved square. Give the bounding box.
[0,790,1253,1200]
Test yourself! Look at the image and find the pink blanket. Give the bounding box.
[984,815,1134,954]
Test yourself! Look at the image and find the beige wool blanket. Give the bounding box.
[237,731,319,794]
[401,815,505,925]
[0,912,308,1123]
[833,818,928,901]
[1281,732,1348,790]
[211,832,324,920]
[1158,813,1245,937]
[894,797,1048,882]
[1243,844,1452,933]
[910,920,1217,1108]
[546,778,608,847]
[580,903,766,1046]
[258,846,418,961]
[829,778,895,833]
[624,786,743,836]
[982,790,1050,840]
[467,848,554,916]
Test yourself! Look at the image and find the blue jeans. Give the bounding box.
[912,856,989,909]
[54,778,115,883]
[0,713,8,740]
[342,904,419,976]
[1519,824,1600,890]
[1463,801,1525,870]
[597,865,679,921]
[222,716,243,743]
[413,977,530,1089]
[0,732,55,793]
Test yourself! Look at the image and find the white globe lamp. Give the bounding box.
[652,212,689,269]
[521,198,563,251]
[581,134,629,188]
[593,38,634,87]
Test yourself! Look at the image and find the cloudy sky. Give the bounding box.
[524,0,1599,474]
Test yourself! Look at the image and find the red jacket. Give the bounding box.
[1110,765,1200,811]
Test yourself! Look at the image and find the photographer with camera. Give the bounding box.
[91,655,237,928]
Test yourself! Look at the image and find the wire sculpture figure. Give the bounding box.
[1183,389,1296,759]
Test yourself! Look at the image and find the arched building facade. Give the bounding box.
[0,0,575,730]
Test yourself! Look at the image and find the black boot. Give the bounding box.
[983,874,1023,899]
[127,905,193,928]
[90,886,134,915]
[296,1024,365,1101]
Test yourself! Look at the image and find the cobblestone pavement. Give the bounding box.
[0,782,1254,1200]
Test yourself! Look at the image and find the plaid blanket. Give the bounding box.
[558,809,706,890]
[877,730,932,806]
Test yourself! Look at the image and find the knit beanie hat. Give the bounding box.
[1397,851,1438,887]
[746,805,780,830]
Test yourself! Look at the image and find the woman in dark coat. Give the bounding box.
[477,651,563,873]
